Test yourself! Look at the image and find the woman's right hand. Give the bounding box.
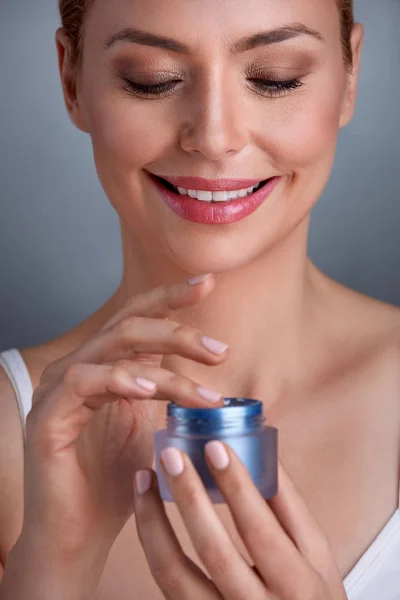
[18,274,229,574]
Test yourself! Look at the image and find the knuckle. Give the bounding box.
[304,529,334,566]
[27,416,60,457]
[292,571,326,600]
[197,541,232,576]
[244,518,272,549]
[179,483,200,512]
[63,363,84,389]
[108,364,129,385]
[39,362,59,385]
[39,365,51,385]
[40,353,73,385]
[167,372,190,394]
[112,358,133,371]
[152,560,184,593]
[210,552,232,576]
[317,531,334,556]
[31,382,51,406]
[170,322,192,343]
[112,315,141,339]
[223,472,243,499]
[137,506,156,530]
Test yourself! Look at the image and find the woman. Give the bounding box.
[0,0,399,598]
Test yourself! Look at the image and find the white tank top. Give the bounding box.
[1,348,399,599]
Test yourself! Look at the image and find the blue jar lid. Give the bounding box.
[167,397,264,435]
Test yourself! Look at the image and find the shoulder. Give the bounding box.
[327,280,400,380]
[348,291,400,350]
[321,270,400,346]
[0,340,63,564]
[313,271,400,391]
[0,360,25,564]
[0,337,71,537]
[0,361,24,457]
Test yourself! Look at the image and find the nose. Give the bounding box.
[179,69,248,161]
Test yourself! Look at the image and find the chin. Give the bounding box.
[159,235,274,275]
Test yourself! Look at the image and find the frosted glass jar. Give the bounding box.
[154,398,278,504]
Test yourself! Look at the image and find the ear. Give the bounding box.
[339,23,364,128]
[55,27,90,133]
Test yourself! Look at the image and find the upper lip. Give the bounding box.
[149,172,273,192]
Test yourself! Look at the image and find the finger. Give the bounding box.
[134,469,222,600]
[86,315,229,368]
[41,310,229,393]
[29,344,227,452]
[204,441,323,599]
[105,359,224,408]
[40,274,215,384]
[159,448,272,600]
[104,274,216,327]
[27,362,159,439]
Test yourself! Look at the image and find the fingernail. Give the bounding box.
[187,274,212,285]
[135,470,152,495]
[160,447,184,477]
[205,441,230,470]
[201,336,229,355]
[135,377,157,392]
[197,386,223,404]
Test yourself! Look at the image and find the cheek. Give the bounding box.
[254,72,345,172]
[84,87,174,169]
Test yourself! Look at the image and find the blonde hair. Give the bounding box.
[59,0,355,72]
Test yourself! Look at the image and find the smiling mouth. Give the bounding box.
[153,175,272,196]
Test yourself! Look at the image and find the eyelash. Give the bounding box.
[121,77,304,99]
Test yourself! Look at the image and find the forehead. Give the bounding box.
[87,0,340,48]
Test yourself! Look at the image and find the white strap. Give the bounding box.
[0,348,33,440]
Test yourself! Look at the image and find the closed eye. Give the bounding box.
[121,76,304,99]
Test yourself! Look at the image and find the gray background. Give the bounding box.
[0,0,399,352]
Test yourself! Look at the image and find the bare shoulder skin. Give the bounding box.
[0,368,24,570]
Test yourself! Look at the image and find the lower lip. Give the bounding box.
[148,173,281,225]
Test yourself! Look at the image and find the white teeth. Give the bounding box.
[176,183,262,202]
[197,191,213,201]
[213,191,229,202]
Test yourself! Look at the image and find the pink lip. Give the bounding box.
[147,172,281,225]
[150,174,266,192]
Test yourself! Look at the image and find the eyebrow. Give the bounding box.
[104,23,326,54]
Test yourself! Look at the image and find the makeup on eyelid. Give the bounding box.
[110,44,320,81]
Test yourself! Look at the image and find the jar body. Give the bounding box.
[154,425,278,503]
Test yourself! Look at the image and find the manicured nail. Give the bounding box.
[201,336,229,355]
[135,377,157,392]
[160,447,184,477]
[187,274,212,285]
[197,386,223,404]
[205,441,230,470]
[135,470,152,495]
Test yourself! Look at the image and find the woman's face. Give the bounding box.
[62,0,362,274]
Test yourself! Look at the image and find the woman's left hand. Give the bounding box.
[133,442,348,600]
